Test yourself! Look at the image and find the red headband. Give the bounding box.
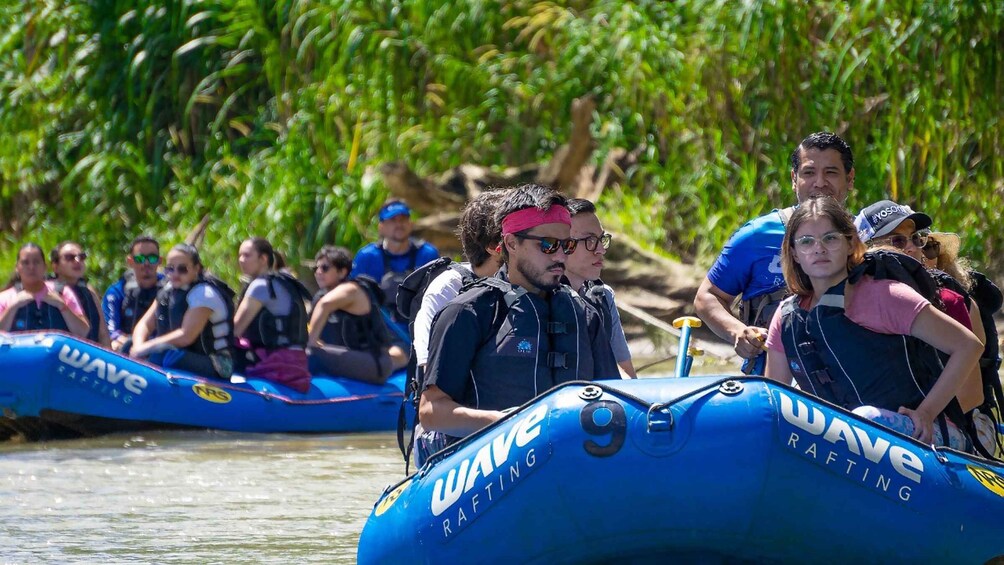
[501,206,572,235]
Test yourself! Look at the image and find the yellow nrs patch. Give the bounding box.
[192,384,232,404]
[967,465,1004,497]
[375,480,411,517]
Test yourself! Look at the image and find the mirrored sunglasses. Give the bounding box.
[517,234,578,255]
[133,253,161,265]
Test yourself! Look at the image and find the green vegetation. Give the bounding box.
[1,1,1001,290]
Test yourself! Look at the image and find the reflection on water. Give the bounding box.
[0,431,407,563]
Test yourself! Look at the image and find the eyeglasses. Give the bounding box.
[922,239,941,260]
[793,232,849,252]
[61,252,88,262]
[315,264,332,273]
[516,234,578,255]
[133,253,161,265]
[574,233,613,252]
[875,229,929,251]
[164,264,190,275]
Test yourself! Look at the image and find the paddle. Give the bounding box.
[672,316,703,378]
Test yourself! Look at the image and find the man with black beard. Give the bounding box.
[419,184,619,441]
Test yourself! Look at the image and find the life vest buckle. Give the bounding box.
[810,369,833,384]
[547,352,571,369]
[546,322,568,335]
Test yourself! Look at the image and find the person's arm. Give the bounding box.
[131,306,213,358]
[89,285,112,347]
[102,282,129,350]
[694,277,766,360]
[306,285,358,347]
[419,384,505,437]
[414,272,464,367]
[130,301,157,351]
[0,291,34,331]
[605,287,636,378]
[902,305,984,443]
[764,348,796,385]
[42,289,90,337]
[233,295,265,338]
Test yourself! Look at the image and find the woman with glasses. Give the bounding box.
[130,244,236,381]
[565,198,635,378]
[0,243,90,336]
[49,241,111,346]
[232,238,312,391]
[306,245,402,384]
[764,197,982,450]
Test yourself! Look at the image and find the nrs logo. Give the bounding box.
[58,345,148,395]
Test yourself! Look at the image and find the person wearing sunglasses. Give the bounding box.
[855,201,988,417]
[695,132,856,376]
[306,245,404,385]
[130,244,237,381]
[49,241,110,347]
[102,235,166,352]
[231,238,313,392]
[565,198,635,378]
[420,184,619,442]
[764,197,981,450]
[0,243,90,337]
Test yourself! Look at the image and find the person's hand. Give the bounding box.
[734,326,768,359]
[41,291,68,311]
[899,406,934,444]
[12,290,36,309]
[130,342,151,358]
[111,335,129,351]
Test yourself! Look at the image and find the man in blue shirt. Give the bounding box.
[694,132,855,374]
[102,235,165,352]
[352,198,440,333]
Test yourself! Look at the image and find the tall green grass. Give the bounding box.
[0,1,1001,290]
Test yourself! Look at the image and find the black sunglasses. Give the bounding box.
[922,239,941,261]
[164,264,190,275]
[516,234,578,255]
[61,252,88,262]
[133,253,161,265]
[574,233,612,252]
[315,264,332,273]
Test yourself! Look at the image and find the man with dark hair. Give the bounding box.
[102,235,165,352]
[351,198,440,327]
[419,184,619,440]
[694,132,855,374]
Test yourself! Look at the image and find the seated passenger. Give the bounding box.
[565,198,635,378]
[764,197,982,449]
[130,244,236,380]
[854,201,985,414]
[103,235,165,352]
[307,246,403,385]
[0,243,90,336]
[50,241,111,347]
[233,238,312,392]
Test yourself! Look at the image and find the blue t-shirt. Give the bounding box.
[707,209,787,300]
[350,239,440,282]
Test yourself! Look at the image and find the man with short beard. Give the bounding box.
[419,184,619,440]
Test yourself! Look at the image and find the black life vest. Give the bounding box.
[317,276,393,353]
[53,279,100,342]
[778,279,965,427]
[394,256,475,327]
[379,238,425,319]
[459,276,597,410]
[155,277,235,357]
[9,282,69,332]
[118,270,164,335]
[236,273,310,349]
[580,279,613,339]
[969,271,1004,399]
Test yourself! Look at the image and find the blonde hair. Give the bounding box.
[781,197,867,298]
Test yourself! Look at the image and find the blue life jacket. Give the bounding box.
[54,279,100,342]
[317,276,393,353]
[10,283,69,332]
[155,278,234,357]
[119,270,164,335]
[237,273,310,350]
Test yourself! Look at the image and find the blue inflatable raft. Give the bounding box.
[0,331,406,440]
[358,376,1004,563]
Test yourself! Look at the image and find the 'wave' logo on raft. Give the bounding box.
[430,403,550,540]
[57,345,148,403]
[776,390,923,503]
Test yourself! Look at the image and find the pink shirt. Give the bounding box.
[0,281,85,318]
[766,278,929,352]
[939,288,972,331]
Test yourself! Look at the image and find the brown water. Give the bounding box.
[0,431,406,563]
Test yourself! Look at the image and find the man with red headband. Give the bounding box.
[418,184,619,449]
